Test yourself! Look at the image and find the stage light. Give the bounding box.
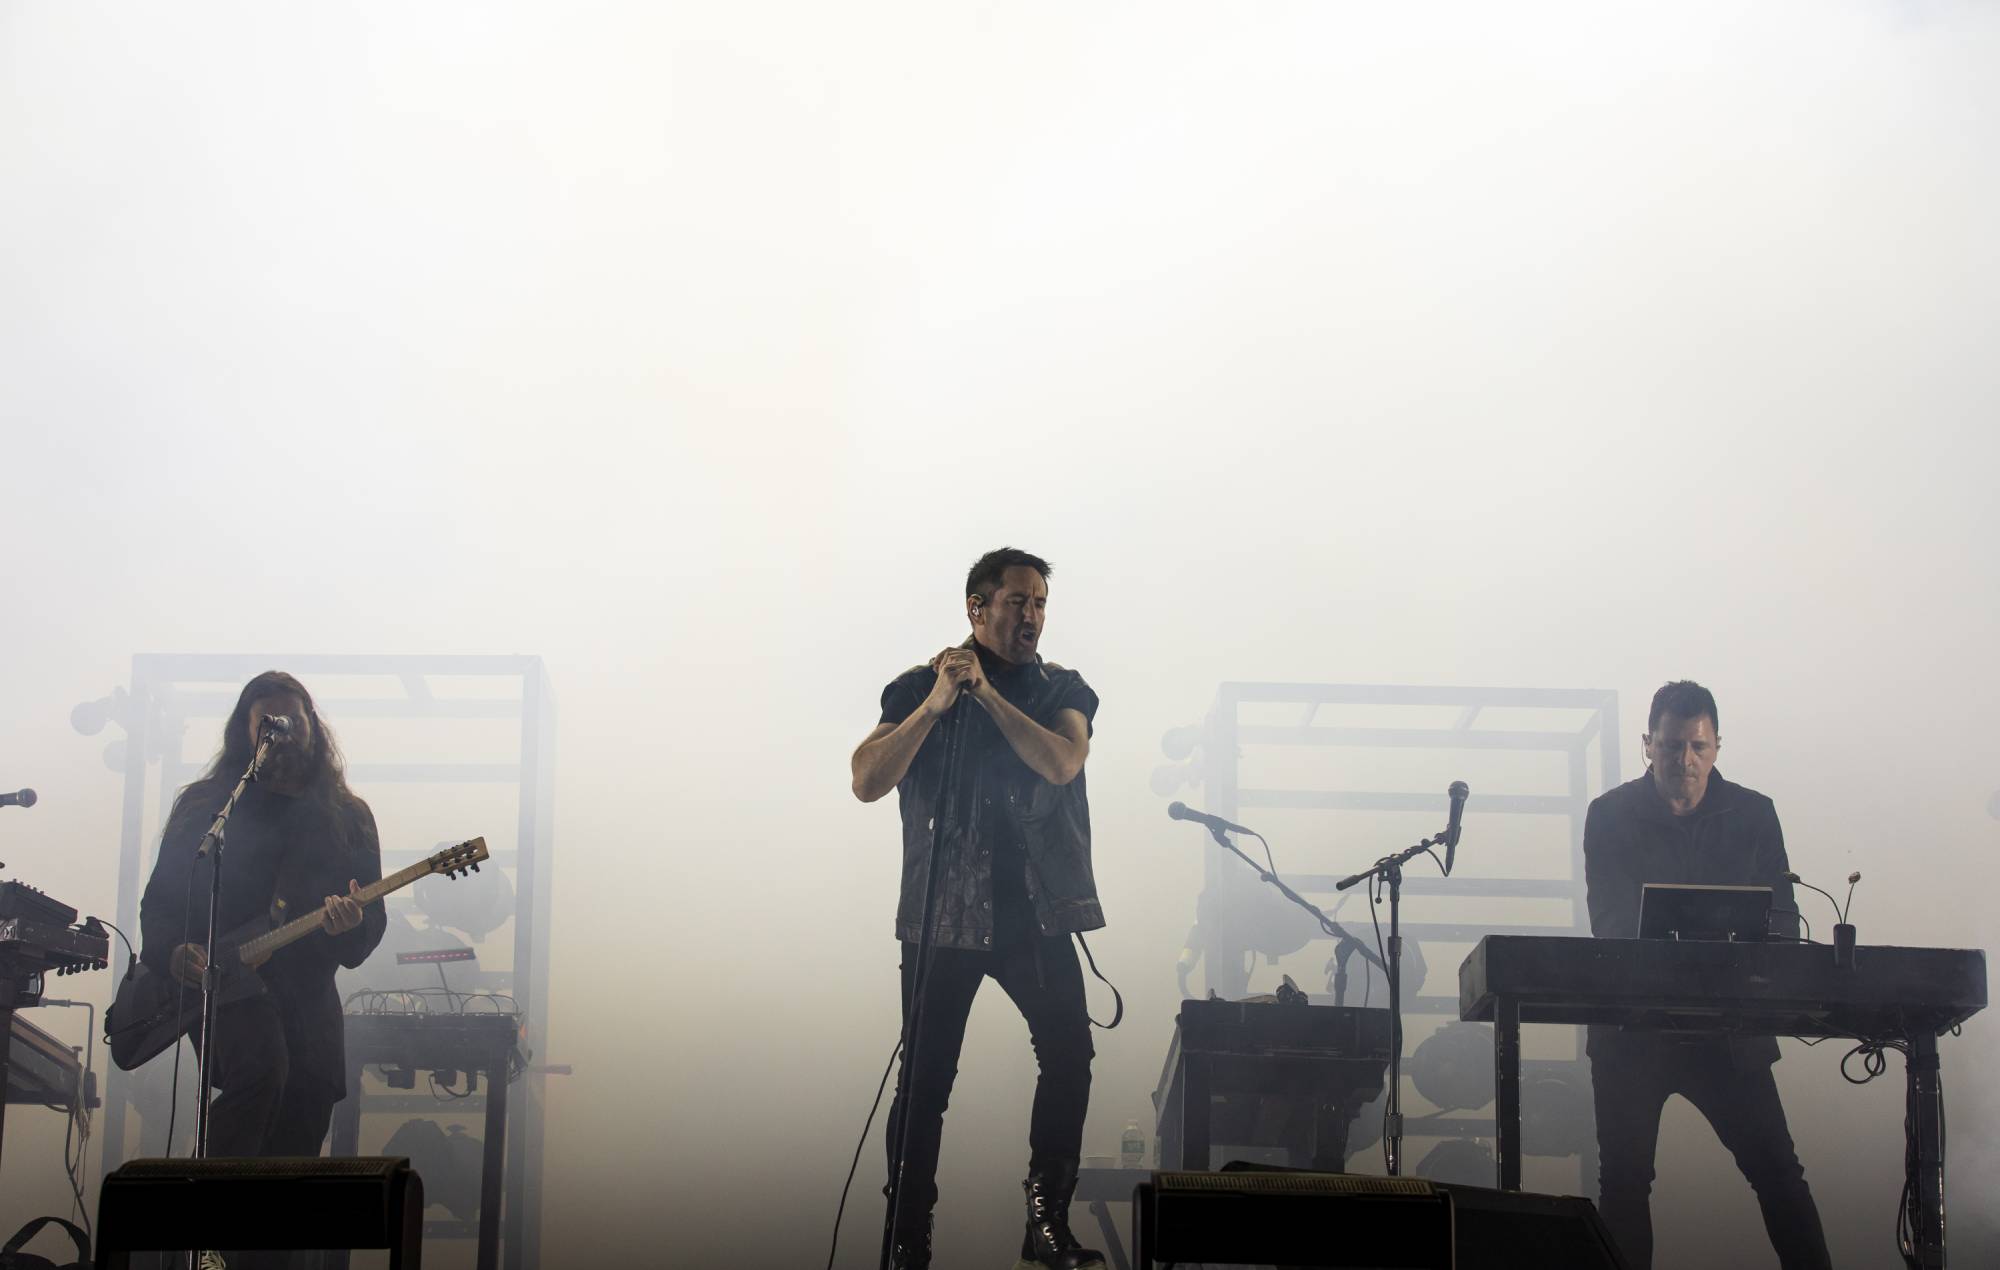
[1521,1074,1591,1157]
[1410,1021,1494,1112]
[381,1118,483,1221]
[1160,725,1203,761]
[71,688,129,736]
[1415,1138,1495,1186]
[416,848,515,941]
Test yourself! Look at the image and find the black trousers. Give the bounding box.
[203,996,340,1159]
[193,998,343,1270]
[1590,1047,1831,1270]
[885,934,1095,1227]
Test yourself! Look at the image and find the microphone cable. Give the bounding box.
[826,1038,901,1270]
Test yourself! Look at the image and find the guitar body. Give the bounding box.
[103,836,488,1073]
[106,915,273,1073]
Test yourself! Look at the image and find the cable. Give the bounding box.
[1248,830,1277,877]
[827,1038,901,1270]
[40,999,98,1241]
[99,919,137,967]
[165,850,203,1156]
[1826,1032,1922,1268]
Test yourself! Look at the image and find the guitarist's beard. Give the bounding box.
[260,742,312,794]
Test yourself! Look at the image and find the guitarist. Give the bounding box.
[138,670,387,1159]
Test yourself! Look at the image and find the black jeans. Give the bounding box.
[885,934,1095,1227]
[205,996,339,1160]
[1590,1047,1831,1270]
[190,997,342,1269]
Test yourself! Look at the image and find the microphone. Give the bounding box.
[1166,802,1255,836]
[1785,869,1862,967]
[1442,781,1469,875]
[1783,871,1854,925]
[259,715,295,736]
[0,789,36,809]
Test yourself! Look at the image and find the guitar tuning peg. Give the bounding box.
[471,862,480,872]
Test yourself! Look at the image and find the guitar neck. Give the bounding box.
[236,858,432,965]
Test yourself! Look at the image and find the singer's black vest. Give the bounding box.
[879,647,1104,951]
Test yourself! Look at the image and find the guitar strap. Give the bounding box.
[1075,933,1123,1030]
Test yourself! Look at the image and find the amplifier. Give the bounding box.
[1131,1167,1629,1269]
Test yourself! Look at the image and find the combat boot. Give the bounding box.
[1013,1159,1105,1270]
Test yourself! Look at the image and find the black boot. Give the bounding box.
[1014,1159,1105,1270]
[889,1214,933,1270]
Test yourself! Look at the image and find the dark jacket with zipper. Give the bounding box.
[1582,768,1799,1067]
[880,642,1104,951]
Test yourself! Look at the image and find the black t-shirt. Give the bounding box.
[879,643,1098,946]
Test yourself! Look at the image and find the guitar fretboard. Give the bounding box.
[233,841,483,965]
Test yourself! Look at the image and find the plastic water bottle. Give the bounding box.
[1120,1119,1145,1169]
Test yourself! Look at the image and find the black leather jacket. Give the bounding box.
[880,646,1104,950]
[1582,768,1798,1066]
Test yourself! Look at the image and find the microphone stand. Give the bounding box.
[879,697,972,1270]
[191,731,274,1164]
[1200,823,1386,978]
[1335,832,1448,1177]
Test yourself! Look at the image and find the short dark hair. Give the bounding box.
[965,547,1052,605]
[1648,680,1718,733]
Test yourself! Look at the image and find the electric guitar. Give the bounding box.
[106,836,488,1072]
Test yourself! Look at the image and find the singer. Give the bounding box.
[851,548,1106,1270]
[1581,681,1831,1270]
[137,672,386,1172]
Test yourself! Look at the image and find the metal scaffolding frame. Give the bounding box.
[1163,682,1619,1182]
[88,654,555,1270]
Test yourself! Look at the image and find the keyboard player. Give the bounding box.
[1582,680,1831,1270]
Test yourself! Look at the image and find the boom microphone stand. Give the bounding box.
[191,725,276,1162]
[878,695,973,1270]
[1334,831,1449,1177]
[1195,821,1387,982]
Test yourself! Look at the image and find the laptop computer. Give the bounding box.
[1636,883,1774,942]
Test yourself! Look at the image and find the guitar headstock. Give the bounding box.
[426,837,490,879]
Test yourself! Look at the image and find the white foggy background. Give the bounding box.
[3,1,1997,1267]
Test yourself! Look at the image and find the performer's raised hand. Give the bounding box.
[926,647,985,715]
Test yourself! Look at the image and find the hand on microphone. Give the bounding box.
[926,647,987,716]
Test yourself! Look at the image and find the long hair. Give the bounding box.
[163,671,370,854]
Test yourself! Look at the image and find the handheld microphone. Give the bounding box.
[1166,802,1255,836]
[1442,781,1469,875]
[259,715,294,736]
[0,789,36,809]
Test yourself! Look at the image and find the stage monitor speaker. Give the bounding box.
[94,1156,424,1270]
[1131,1167,1628,1270]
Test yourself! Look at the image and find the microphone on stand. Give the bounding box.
[1442,782,1469,875]
[1166,802,1255,836]
[258,715,294,736]
[1786,869,1861,967]
[0,789,36,809]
